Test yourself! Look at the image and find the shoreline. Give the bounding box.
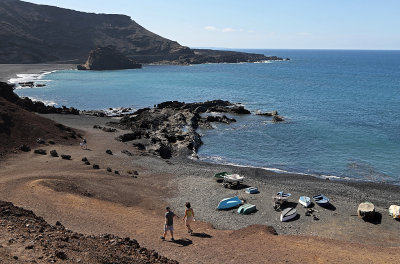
[0,64,75,83]
[0,113,399,263]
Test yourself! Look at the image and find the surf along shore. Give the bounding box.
[1,67,400,263]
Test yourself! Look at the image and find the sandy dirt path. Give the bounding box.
[0,115,399,263]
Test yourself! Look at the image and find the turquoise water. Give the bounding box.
[15,50,400,184]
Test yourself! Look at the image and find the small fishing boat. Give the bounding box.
[214,172,229,180]
[223,174,244,188]
[312,194,330,205]
[389,205,400,219]
[245,187,259,194]
[357,202,375,220]
[237,204,257,214]
[280,207,297,222]
[217,196,242,210]
[298,196,311,208]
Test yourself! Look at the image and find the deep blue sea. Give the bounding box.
[13,49,400,184]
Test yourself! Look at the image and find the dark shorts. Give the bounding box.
[164,224,174,232]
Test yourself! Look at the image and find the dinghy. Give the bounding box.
[245,187,259,194]
[273,191,291,211]
[357,202,375,220]
[217,196,242,210]
[389,205,400,219]
[273,191,291,200]
[214,172,229,181]
[237,204,257,214]
[299,196,311,208]
[280,207,297,222]
[312,194,330,205]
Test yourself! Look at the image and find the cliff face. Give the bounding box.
[77,46,142,70]
[0,0,192,64]
[0,0,282,64]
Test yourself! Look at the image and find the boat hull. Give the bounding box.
[299,196,311,207]
[280,207,297,222]
[217,196,242,210]
[237,204,257,214]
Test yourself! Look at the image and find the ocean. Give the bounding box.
[12,49,400,184]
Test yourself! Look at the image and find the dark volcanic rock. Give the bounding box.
[108,100,251,159]
[105,149,113,155]
[34,149,46,155]
[272,115,285,122]
[77,46,142,71]
[93,164,100,169]
[19,145,31,152]
[50,150,58,157]
[61,154,71,160]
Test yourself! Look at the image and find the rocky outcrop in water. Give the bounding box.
[77,46,142,70]
[108,100,251,159]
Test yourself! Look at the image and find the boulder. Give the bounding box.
[61,154,71,160]
[34,149,46,155]
[50,150,58,157]
[19,145,31,152]
[105,149,113,155]
[272,115,284,122]
[77,46,142,71]
[92,164,100,169]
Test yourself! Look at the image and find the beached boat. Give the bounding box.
[312,194,330,205]
[280,207,297,222]
[214,172,230,180]
[357,202,375,220]
[389,205,400,219]
[298,196,311,208]
[245,187,259,194]
[217,196,242,210]
[237,204,257,214]
[223,174,244,188]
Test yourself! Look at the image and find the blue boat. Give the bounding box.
[313,194,330,205]
[217,196,242,210]
[299,196,311,207]
[245,187,259,194]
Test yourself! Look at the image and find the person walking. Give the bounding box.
[161,207,178,241]
[80,138,87,149]
[183,202,195,235]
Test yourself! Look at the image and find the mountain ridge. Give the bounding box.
[0,0,282,64]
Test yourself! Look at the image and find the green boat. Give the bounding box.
[214,172,230,180]
[237,204,257,214]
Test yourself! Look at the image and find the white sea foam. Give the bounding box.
[9,70,56,89]
[26,96,57,106]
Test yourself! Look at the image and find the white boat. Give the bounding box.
[389,205,400,219]
[280,207,297,222]
[312,194,330,205]
[222,174,244,188]
[299,196,311,207]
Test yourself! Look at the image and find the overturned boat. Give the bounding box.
[237,204,257,214]
[313,194,330,206]
[389,205,400,219]
[357,202,375,220]
[280,207,297,222]
[217,196,242,210]
[245,187,259,194]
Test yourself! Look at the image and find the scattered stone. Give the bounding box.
[61,154,71,160]
[34,149,46,155]
[84,161,91,165]
[121,150,133,156]
[92,164,100,169]
[50,150,58,157]
[48,140,56,145]
[82,157,88,162]
[25,242,34,249]
[13,256,18,260]
[36,138,46,144]
[55,251,67,260]
[133,171,139,175]
[105,149,113,155]
[272,115,284,122]
[133,143,145,150]
[102,127,117,132]
[19,144,31,152]
[114,170,119,175]
[106,167,112,172]
[55,221,62,226]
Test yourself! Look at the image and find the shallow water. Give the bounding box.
[14,49,400,184]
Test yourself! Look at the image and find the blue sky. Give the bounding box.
[25,0,400,50]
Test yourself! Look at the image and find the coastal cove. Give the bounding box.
[11,49,400,185]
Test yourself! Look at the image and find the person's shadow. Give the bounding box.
[190,232,212,238]
[168,238,192,247]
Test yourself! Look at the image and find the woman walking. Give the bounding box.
[183,202,195,234]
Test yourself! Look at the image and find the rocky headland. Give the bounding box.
[77,46,142,71]
[0,0,285,65]
[107,100,253,158]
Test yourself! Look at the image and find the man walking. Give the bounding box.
[161,207,178,241]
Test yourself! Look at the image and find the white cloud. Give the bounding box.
[222,28,235,33]
[204,26,218,31]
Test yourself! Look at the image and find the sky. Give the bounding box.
[24,0,400,50]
